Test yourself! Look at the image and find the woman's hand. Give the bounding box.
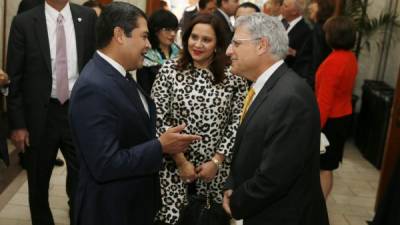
[196,161,218,183]
[177,161,197,183]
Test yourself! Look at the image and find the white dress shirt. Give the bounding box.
[286,16,303,33]
[250,60,284,104]
[45,2,78,99]
[97,51,149,116]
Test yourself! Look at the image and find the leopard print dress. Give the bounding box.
[151,59,247,224]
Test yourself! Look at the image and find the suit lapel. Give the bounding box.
[235,64,290,145]
[70,4,85,71]
[93,54,152,136]
[33,5,51,74]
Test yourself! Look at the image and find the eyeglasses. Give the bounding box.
[229,38,261,48]
[160,27,178,33]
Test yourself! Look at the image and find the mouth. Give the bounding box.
[192,49,204,56]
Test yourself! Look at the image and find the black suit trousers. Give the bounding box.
[26,100,78,225]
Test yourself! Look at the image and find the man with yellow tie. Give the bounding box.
[223,13,329,225]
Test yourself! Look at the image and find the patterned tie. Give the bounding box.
[55,14,69,104]
[281,18,290,30]
[240,87,255,123]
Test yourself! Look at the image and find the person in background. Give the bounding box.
[6,0,97,224]
[263,0,283,18]
[214,0,240,50]
[16,0,65,169]
[281,0,311,68]
[235,2,260,18]
[82,0,102,16]
[136,9,180,95]
[69,3,201,225]
[0,69,9,167]
[292,0,335,88]
[316,16,358,199]
[223,13,329,225]
[152,13,247,225]
[180,0,217,30]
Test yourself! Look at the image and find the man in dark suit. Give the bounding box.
[214,0,239,50]
[69,3,201,225]
[180,0,217,31]
[281,0,311,68]
[6,0,96,224]
[17,0,65,169]
[0,69,9,166]
[223,13,329,225]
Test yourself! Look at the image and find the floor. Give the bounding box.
[0,140,379,225]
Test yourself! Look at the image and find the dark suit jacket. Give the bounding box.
[285,18,311,68]
[17,0,43,14]
[293,22,332,88]
[180,7,198,32]
[214,9,233,50]
[69,53,163,225]
[6,4,96,146]
[225,63,329,225]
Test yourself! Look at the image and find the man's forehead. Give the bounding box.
[234,26,251,37]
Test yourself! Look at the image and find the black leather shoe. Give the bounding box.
[54,158,64,167]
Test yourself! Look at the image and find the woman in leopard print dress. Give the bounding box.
[151,14,247,225]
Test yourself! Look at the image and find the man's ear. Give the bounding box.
[113,26,125,45]
[257,37,269,56]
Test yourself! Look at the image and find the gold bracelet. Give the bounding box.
[211,157,221,169]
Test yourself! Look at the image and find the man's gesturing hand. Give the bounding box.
[159,123,201,154]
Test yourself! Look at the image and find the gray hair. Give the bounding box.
[293,0,305,14]
[235,13,289,60]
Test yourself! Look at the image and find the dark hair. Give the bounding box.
[216,0,224,7]
[96,2,147,49]
[148,9,178,49]
[83,0,101,8]
[323,16,356,50]
[314,0,334,24]
[238,2,261,12]
[199,0,215,10]
[178,14,228,84]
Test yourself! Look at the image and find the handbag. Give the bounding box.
[177,183,230,225]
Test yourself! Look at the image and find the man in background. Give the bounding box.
[6,0,96,224]
[235,2,260,18]
[263,0,283,18]
[180,0,216,30]
[281,0,311,68]
[214,0,239,50]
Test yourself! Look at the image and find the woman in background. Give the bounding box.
[316,16,358,199]
[136,9,180,95]
[152,14,247,225]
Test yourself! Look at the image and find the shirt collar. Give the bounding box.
[45,2,72,22]
[97,50,127,77]
[287,16,302,33]
[252,60,284,95]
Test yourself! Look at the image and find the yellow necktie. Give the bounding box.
[240,88,255,123]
